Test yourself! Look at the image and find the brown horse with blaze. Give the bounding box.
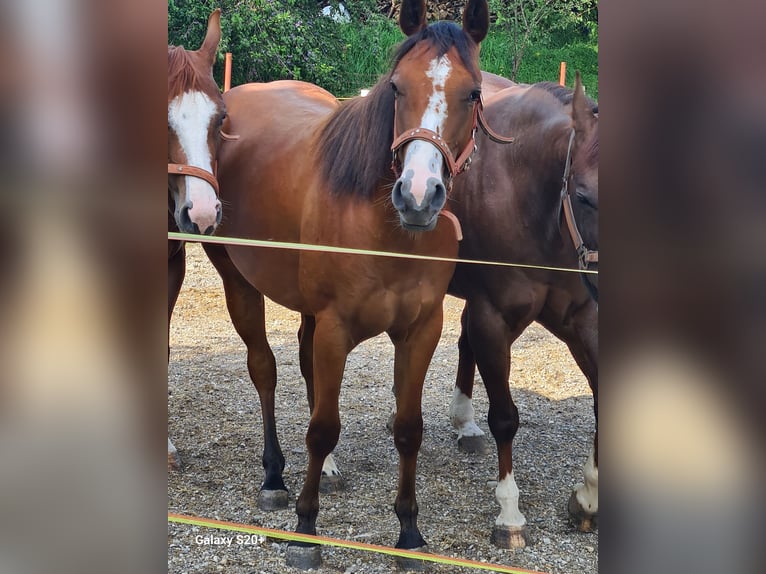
[209,0,490,568]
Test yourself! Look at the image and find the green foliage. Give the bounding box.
[167,0,598,99]
[168,0,347,93]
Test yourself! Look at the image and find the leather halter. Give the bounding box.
[167,162,220,196]
[390,96,514,189]
[560,129,598,270]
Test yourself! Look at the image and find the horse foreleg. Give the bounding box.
[388,309,443,570]
[287,312,350,570]
[449,303,488,453]
[298,314,344,492]
[203,243,287,510]
[467,299,530,548]
[167,240,186,471]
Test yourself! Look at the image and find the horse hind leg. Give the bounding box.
[298,314,345,494]
[449,303,489,454]
[202,243,288,511]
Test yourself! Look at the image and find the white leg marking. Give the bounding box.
[573,449,598,514]
[495,471,527,528]
[400,56,451,204]
[321,453,341,477]
[168,91,220,227]
[449,388,484,439]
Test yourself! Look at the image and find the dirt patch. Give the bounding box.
[168,243,597,573]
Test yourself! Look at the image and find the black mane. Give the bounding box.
[534,81,599,114]
[316,22,481,198]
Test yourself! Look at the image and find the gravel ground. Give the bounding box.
[168,243,598,573]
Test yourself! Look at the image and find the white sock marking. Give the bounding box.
[573,449,598,513]
[495,471,527,528]
[321,453,341,476]
[449,388,484,438]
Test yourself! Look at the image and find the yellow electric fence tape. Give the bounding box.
[168,512,549,574]
[168,232,598,275]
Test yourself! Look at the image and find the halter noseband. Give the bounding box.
[390,96,514,189]
[167,162,220,196]
[560,129,598,270]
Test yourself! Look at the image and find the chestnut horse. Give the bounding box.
[167,9,225,468]
[209,0,491,568]
[447,74,599,547]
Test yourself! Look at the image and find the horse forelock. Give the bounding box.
[317,21,482,199]
[394,21,481,82]
[168,46,217,101]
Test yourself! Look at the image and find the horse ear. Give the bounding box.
[399,0,427,36]
[462,0,489,45]
[572,71,596,139]
[198,8,222,66]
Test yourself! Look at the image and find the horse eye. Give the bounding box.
[469,90,481,102]
[390,81,399,96]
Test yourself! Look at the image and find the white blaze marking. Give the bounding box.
[168,91,219,225]
[400,56,451,205]
[573,449,598,513]
[495,471,527,528]
[449,388,485,438]
[322,454,341,476]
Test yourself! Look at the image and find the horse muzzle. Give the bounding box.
[391,169,447,232]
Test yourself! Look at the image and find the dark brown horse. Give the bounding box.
[447,74,599,547]
[167,9,225,469]
[207,0,490,568]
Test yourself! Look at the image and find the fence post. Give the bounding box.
[559,61,567,86]
[224,52,232,92]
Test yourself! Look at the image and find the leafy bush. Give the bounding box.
[168,0,598,99]
[168,0,347,93]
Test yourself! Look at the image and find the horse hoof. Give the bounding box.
[167,449,182,471]
[491,525,530,549]
[457,435,489,454]
[567,490,598,532]
[395,546,429,571]
[285,543,322,570]
[319,473,345,494]
[257,489,289,511]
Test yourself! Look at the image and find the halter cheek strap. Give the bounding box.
[560,129,598,269]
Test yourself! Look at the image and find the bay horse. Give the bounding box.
[447,74,599,547]
[167,9,225,469]
[209,0,490,567]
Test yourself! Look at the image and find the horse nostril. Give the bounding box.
[391,179,406,210]
[179,204,200,234]
[430,181,446,210]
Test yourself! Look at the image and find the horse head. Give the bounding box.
[568,72,599,298]
[167,9,225,235]
[389,0,489,231]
